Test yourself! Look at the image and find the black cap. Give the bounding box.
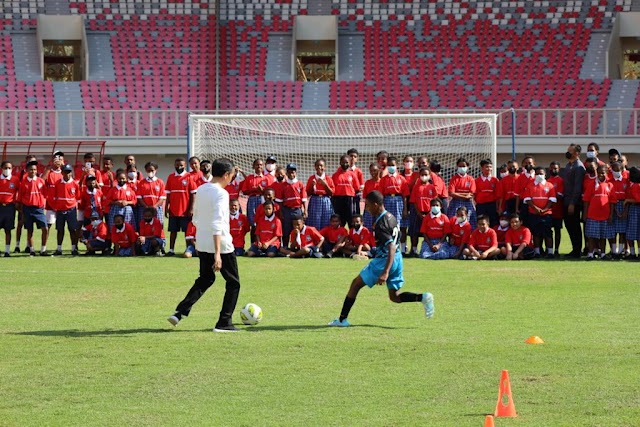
[85,174,96,181]
[89,211,100,219]
[266,155,277,163]
[286,163,297,170]
[53,150,64,157]
[62,164,73,172]
[608,148,621,157]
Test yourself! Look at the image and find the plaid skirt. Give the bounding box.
[407,204,423,237]
[419,238,450,260]
[384,195,407,227]
[363,210,374,231]
[246,195,262,225]
[585,218,615,240]
[108,205,135,228]
[307,195,334,230]
[447,199,476,230]
[626,204,640,240]
[447,244,463,259]
[612,200,627,234]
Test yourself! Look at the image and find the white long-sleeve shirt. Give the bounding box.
[193,182,233,254]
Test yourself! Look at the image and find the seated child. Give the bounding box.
[80,211,108,255]
[341,214,374,259]
[137,207,165,256]
[279,215,325,258]
[183,220,196,258]
[111,213,138,256]
[253,188,281,221]
[504,213,535,260]
[448,206,472,259]
[419,198,451,259]
[493,211,510,259]
[463,214,500,260]
[319,214,349,257]
[247,201,282,257]
[229,198,250,256]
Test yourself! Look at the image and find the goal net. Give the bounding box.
[188,113,497,185]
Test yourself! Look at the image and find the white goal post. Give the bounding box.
[188,113,497,185]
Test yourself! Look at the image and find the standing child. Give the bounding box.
[499,159,519,214]
[279,215,324,258]
[378,156,410,254]
[111,213,137,256]
[272,166,287,206]
[281,163,307,247]
[0,161,19,256]
[514,156,536,227]
[504,214,534,260]
[341,214,374,259]
[522,166,557,258]
[136,162,167,226]
[306,158,335,230]
[137,207,166,256]
[474,159,501,227]
[347,148,365,215]
[100,156,116,192]
[17,161,49,256]
[624,167,640,259]
[409,167,438,257]
[547,161,565,256]
[328,190,434,327]
[320,214,349,257]
[332,155,360,228]
[229,198,250,256]
[79,175,105,226]
[165,157,196,256]
[428,160,449,215]
[419,198,451,259]
[448,206,472,259]
[583,165,615,260]
[447,157,477,229]
[402,155,415,185]
[247,201,282,257]
[106,171,137,231]
[362,162,381,231]
[52,164,81,256]
[463,215,500,260]
[241,158,275,227]
[609,161,629,258]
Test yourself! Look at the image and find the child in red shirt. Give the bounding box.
[111,213,137,256]
[493,211,510,250]
[136,207,166,256]
[306,158,336,231]
[447,157,477,229]
[80,211,109,255]
[281,163,308,247]
[448,206,472,259]
[547,161,565,257]
[229,198,250,256]
[418,198,451,259]
[522,166,557,257]
[319,214,349,257]
[408,167,438,257]
[463,215,499,260]
[247,201,282,257]
[136,161,167,225]
[583,165,615,259]
[505,213,534,260]
[165,157,196,256]
[341,214,373,259]
[362,162,381,231]
[52,164,81,256]
[279,216,324,258]
[184,221,196,258]
[474,159,501,227]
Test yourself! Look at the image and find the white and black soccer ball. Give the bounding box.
[240,303,263,325]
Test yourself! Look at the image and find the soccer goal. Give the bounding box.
[188,113,497,183]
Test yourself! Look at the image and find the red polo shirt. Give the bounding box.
[420,213,451,239]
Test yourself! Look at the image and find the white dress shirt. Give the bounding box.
[193,182,233,254]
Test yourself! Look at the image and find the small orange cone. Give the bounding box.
[484,415,495,427]
[494,370,517,418]
[525,336,544,344]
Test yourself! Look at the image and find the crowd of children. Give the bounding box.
[0,143,637,260]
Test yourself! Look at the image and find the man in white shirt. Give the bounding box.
[167,158,242,332]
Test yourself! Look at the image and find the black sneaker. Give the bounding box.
[29,251,36,257]
[166,251,175,257]
[13,246,20,253]
[213,324,241,333]
[71,249,79,256]
[3,252,9,257]
[23,247,31,253]
[40,251,49,256]
[53,250,63,256]
[103,248,113,256]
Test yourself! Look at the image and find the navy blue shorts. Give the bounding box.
[56,208,79,231]
[528,215,552,238]
[87,239,108,250]
[248,244,278,256]
[23,206,47,231]
[168,215,190,232]
[0,204,16,231]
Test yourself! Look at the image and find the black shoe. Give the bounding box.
[325,252,333,258]
[29,251,36,257]
[103,248,113,256]
[601,253,613,261]
[23,246,31,253]
[213,324,241,333]
[40,251,49,256]
[3,252,9,257]
[13,246,20,253]
[71,249,79,256]
[53,250,63,256]
[533,253,541,259]
[166,251,175,257]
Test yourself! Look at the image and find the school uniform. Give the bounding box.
[166,171,197,232]
[492,224,509,247]
[44,169,63,224]
[348,226,374,249]
[547,175,565,229]
[583,180,615,240]
[281,179,307,247]
[254,202,281,223]
[0,174,19,232]
[331,168,359,227]
[505,226,535,259]
[79,188,105,225]
[514,171,535,226]
[319,225,348,253]
[18,176,47,231]
[379,173,410,229]
[106,184,137,229]
[288,225,323,257]
[408,181,438,238]
[447,173,476,229]
[609,174,629,235]
[468,228,498,254]
[499,173,519,214]
[362,178,380,230]
[430,172,449,214]
[419,213,451,259]
[474,175,501,227]
[306,174,335,230]
[447,217,472,258]
[111,222,138,256]
[52,178,81,232]
[241,173,275,225]
[250,214,282,256]
[522,180,556,238]
[230,212,250,256]
[625,183,640,241]
[136,177,167,224]
[82,221,108,251]
[138,218,166,253]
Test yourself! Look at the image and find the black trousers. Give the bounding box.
[563,204,583,254]
[175,251,241,327]
[332,195,353,227]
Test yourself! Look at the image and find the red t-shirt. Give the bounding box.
[254,202,281,222]
[111,223,137,248]
[18,176,47,208]
[254,215,282,248]
[44,169,63,210]
[270,180,286,203]
[492,225,509,245]
[546,175,565,219]
[505,226,533,248]
[139,218,165,239]
[583,181,615,221]
[185,221,196,241]
[165,172,196,216]
[583,174,597,194]
[0,175,20,204]
[224,179,240,198]
[100,169,116,191]
[335,166,364,191]
[230,213,250,249]
[500,173,519,201]
[79,188,105,218]
[522,181,557,215]
[136,177,167,207]
[83,221,108,241]
[430,172,449,199]
[189,170,203,187]
[348,227,374,247]
[468,228,498,251]
[609,176,630,206]
[306,175,336,197]
[282,180,307,209]
[448,217,472,247]
[241,173,275,197]
[475,175,501,204]
[362,179,380,198]
[107,184,137,208]
[448,173,476,197]
[332,169,360,197]
[514,172,535,198]
[420,214,451,239]
[378,174,410,197]
[410,182,438,213]
[319,225,349,244]
[52,179,80,211]
[289,225,323,249]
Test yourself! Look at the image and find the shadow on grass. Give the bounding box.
[9,323,408,337]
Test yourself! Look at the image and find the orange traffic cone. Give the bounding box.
[525,336,544,344]
[484,415,495,427]
[494,370,517,418]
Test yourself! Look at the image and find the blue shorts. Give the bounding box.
[0,204,16,231]
[168,215,190,232]
[360,252,404,290]
[23,206,47,231]
[87,239,108,250]
[117,246,134,257]
[234,247,245,256]
[185,243,196,255]
[56,208,79,231]
[140,237,165,253]
[248,244,279,256]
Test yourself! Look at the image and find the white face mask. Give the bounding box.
[457,166,468,175]
[499,220,509,228]
[387,166,397,175]
[147,171,155,179]
[404,162,413,171]
[612,171,622,179]
[500,172,509,179]
[265,163,276,172]
[420,175,429,183]
[127,172,136,179]
[2,168,11,178]
[534,174,546,185]
[91,220,101,227]
[456,216,466,224]
[586,151,596,159]
[430,206,441,215]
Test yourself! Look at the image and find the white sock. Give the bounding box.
[57,245,62,251]
[534,248,540,254]
[41,246,46,253]
[15,240,20,247]
[169,249,175,253]
[401,243,407,252]
[5,245,10,253]
[588,252,594,258]
[71,245,77,250]
[547,248,553,254]
[412,246,417,252]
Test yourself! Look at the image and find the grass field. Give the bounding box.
[1,249,640,426]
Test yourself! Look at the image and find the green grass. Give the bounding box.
[1,251,640,426]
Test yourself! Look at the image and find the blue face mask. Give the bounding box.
[431,206,441,215]
[387,166,397,175]
[457,166,468,175]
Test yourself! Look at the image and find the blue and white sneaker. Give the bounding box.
[422,292,435,319]
[327,318,351,327]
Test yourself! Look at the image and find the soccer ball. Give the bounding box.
[240,303,263,325]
